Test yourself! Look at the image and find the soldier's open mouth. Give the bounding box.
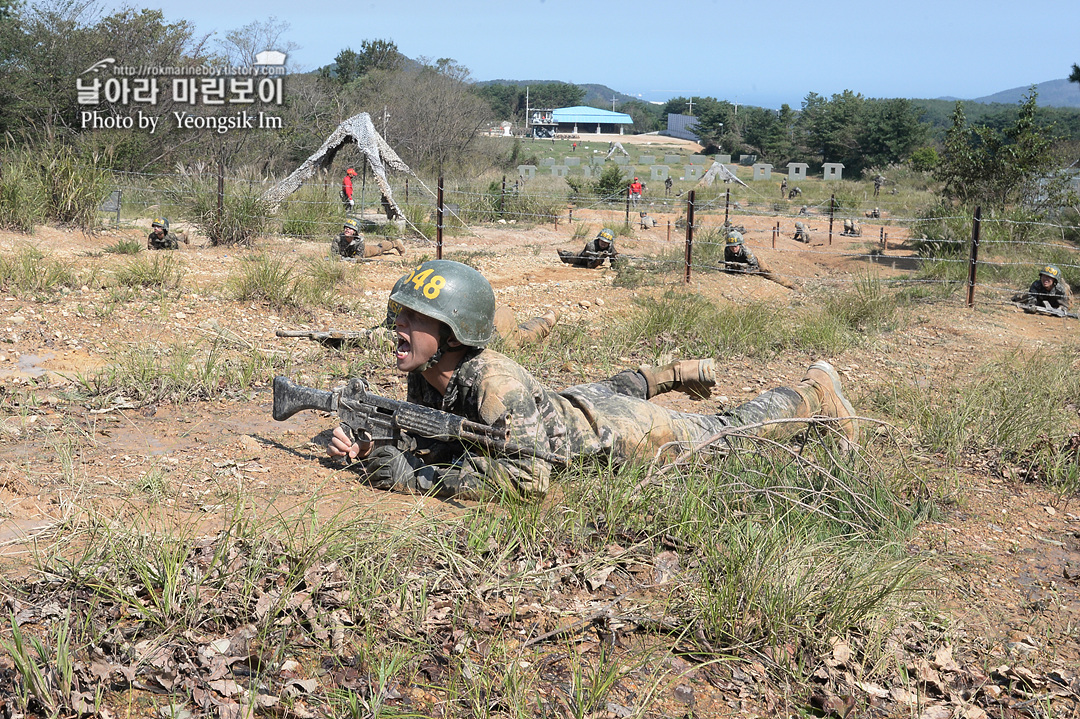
[396,336,411,358]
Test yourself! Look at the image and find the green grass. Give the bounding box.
[227,254,345,312]
[114,253,185,289]
[103,237,143,255]
[866,347,1080,490]
[76,336,287,406]
[279,181,341,238]
[0,245,80,294]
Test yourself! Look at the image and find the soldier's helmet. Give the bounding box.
[597,228,615,245]
[343,217,361,234]
[151,217,169,232]
[345,168,357,177]
[389,260,496,348]
[384,273,408,329]
[1039,265,1062,283]
[725,232,744,246]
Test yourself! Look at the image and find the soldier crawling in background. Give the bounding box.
[788,186,802,200]
[1013,265,1071,312]
[147,217,188,250]
[841,219,862,237]
[558,227,620,269]
[793,222,811,243]
[639,211,658,230]
[865,207,881,219]
[332,218,406,260]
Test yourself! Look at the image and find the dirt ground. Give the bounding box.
[0,210,1077,717]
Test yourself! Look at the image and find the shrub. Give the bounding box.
[177,174,269,246]
[41,144,113,229]
[594,164,626,200]
[103,238,143,255]
[0,245,78,293]
[115,253,185,289]
[280,181,339,238]
[910,147,938,173]
[0,155,45,233]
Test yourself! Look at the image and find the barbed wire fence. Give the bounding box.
[101,166,1080,318]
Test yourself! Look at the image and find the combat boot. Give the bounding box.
[638,359,716,399]
[516,309,559,346]
[392,239,407,256]
[796,361,858,447]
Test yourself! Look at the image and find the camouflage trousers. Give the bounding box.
[562,371,817,463]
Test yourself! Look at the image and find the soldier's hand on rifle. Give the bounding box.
[327,425,373,461]
[365,445,428,492]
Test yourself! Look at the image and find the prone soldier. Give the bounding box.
[1013,265,1071,312]
[558,227,620,269]
[841,219,862,237]
[865,208,881,219]
[788,186,802,200]
[332,218,406,260]
[147,217,188,250]
[325,260,858,499]
[723,232,759,273]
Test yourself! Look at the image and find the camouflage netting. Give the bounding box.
[604,141,630,160]
[699,161,748,188]
[261,112,413,219]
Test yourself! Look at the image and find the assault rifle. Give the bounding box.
[276,328,390,348]
[1014,302,1078,320]
[271,376,567,465]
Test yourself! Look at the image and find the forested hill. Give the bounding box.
[475,79,637,107]
[971,79,1080,108]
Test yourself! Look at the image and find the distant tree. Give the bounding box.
[909,146,938,172]
[319,38,402,85]
[1070,63,1080,86]
[856,98,927,172]
[0,3,200,139]
[935,89,1065,210]
[619,99,661,133]
[472,82,584,123]
[379,57,490,172]
[220,16,298,68]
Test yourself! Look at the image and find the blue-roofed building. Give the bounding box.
[549,106,634,136]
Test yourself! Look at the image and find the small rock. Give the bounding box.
[673,684,694,705]
[594,298,605,306]
[175,312,186,320]
[578,300,591,309]
[9,316,24,325]
[1043,506,1056,516]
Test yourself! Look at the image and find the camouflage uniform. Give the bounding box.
[332,232,366,259]
[148,231,180,250]
[794,222,811,243]
[1017,278,1069,310]
[385,348,823,500]
[558,237,619,269]
[723,243,760,273]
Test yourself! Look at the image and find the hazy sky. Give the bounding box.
[111,0,1074,108]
